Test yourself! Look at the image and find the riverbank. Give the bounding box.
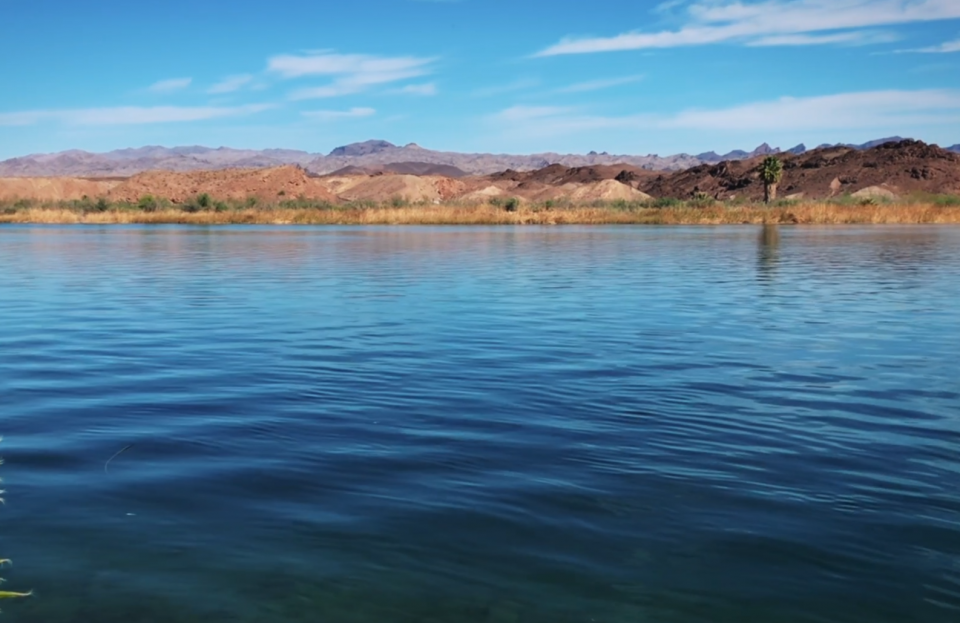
[2,201,960,225]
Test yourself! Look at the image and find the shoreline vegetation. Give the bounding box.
[2,195,960,225]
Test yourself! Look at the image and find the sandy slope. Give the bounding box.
[0,177,120,201]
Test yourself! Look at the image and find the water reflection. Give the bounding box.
[757,224,780,283]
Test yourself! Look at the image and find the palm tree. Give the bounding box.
[759,156,784,203]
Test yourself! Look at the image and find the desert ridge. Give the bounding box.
[1,140,959,205]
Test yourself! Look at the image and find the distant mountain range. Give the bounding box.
[1,137,957,178]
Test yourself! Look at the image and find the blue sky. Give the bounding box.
[1,0,959,158]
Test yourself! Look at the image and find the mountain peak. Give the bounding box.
[327,140,397,157]
[750,143,779,157]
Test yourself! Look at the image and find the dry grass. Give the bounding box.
[2,202,960,225]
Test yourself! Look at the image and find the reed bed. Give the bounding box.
[2,200,960,226]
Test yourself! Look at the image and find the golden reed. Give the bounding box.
[2,203,960,225]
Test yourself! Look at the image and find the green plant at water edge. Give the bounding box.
[932,194,960,206]
[653,196,682,208]
[137,195,159,212]
[0,440,32,606]
[758,156,784,203]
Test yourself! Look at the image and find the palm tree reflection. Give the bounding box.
[757,224,780,283]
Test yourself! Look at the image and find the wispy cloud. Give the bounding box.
[395,83,438,96]
[662,89,960,130]
[536,0,960,55]
[555,75,644,93]
[147,77,192,93]
[268,52,434,99]
[490,89,960,136]
[896,37,960,53]
[748,31,897,46]
[0,105,272,127]
[207,74,254,94]
[301,107,376,120]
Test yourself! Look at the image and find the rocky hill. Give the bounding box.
[4,137,953,178]
[640,139,960,201]
[2,140,958,205]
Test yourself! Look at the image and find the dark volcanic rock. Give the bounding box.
[696,151,723,162]
[328,140,397,157]
[636,140,960,200]
[749,143,779,157]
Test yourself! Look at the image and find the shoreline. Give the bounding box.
[2,202,960,226]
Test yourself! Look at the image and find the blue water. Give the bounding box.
[1,225,959,623]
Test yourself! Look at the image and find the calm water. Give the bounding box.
[1,225,959,623]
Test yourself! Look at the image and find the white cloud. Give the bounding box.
[748,31,897,46]
[147,77,192,93]
[0,105,273,127]
[208,74,254,94]
[536,0,960,55]
[301,107,376,120]
[662,89,960,130]
[395,83,438,95]
[555,75,644,93]
[490,89,960,136]
[267,52,434,99]
[898,37,960,53]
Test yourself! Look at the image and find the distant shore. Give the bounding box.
[2,199,960,225]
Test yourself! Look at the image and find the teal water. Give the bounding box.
[1,225,959,623]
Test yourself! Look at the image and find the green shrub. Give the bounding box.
[653,197,682,208]
[137,195,159,212]
[932,194,960,206]
[197,193,211,209]
[95,198,110,213]
[503,197,520,212]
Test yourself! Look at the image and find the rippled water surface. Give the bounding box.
[1,225,959,623]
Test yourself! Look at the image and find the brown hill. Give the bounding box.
[641,140,960,200]
[0,176,120,201]
[1,141,957,206]
[108,165,338,204]
[328,161,469,178]
[488,164,659,187]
